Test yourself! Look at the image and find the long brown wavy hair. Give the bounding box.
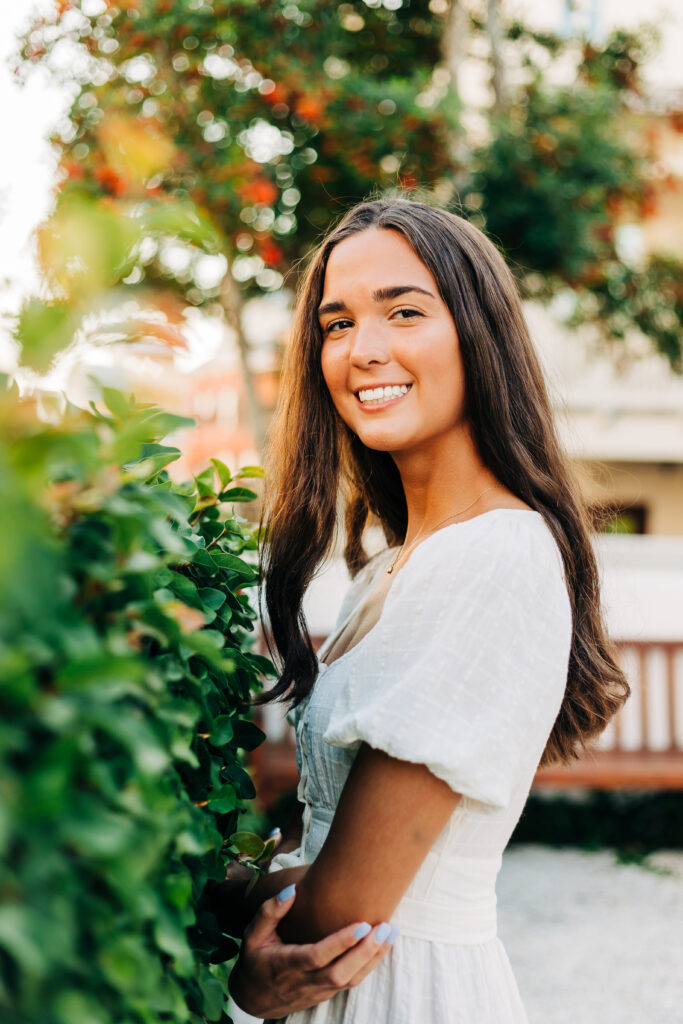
[258,196,629,766]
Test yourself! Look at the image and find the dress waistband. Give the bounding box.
[390,891,497,945]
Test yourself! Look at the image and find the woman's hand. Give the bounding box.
[229,885,397,1019]
[203,827,286,939]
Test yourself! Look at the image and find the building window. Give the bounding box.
[590,503,647,535]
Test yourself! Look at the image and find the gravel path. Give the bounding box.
[497,845,683,1024]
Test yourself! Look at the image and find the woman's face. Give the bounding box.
[319,227,467,457]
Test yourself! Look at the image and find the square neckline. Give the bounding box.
[317,508,543,672]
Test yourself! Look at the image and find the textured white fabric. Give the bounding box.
[269,509,573,1024]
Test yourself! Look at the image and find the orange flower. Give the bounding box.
[296,95,324,121]
[262,83,289,106]
[259,239,283,266]
[241,178,278,205]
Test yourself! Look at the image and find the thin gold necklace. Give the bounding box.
[386,484,501,575]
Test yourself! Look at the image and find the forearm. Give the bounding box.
[207,865,309,938]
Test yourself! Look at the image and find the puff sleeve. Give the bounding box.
[322,513,573,811]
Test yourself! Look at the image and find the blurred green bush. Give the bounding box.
[512,790,683,857]
[0,379,275,1023]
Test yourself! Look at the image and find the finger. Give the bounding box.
[267,827,283,851]
[312,923,398,988]
[346,926,398,987]
[292,920,374,971]
[245,884,296,946]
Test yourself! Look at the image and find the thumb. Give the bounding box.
[246,884,296,946]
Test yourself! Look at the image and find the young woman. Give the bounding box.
[218,197,629,1023]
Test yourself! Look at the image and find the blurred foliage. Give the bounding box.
[3,71,275,1019]
[15,188,221,374]
[469,26,683,367]
[17,0,452,305]
[511,791,683,857]
[17,2,683,365]
[0,375,276,1023]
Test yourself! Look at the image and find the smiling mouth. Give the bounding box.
[355,384,412,407]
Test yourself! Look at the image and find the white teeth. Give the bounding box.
[356,384,411,404]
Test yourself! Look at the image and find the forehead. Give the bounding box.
[321,227,435,295]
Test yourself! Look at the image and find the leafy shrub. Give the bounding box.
[511,790,683,855]
[0,380,275,1024]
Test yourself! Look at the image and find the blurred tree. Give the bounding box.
[17,0,454,443]
[16,0,683,396]
[468,22,683,366]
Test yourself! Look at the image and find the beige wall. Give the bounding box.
[575,460,683,534]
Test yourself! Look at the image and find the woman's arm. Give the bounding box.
[276,742,460,943]
[207,863,309,938]
[210,742,459,943]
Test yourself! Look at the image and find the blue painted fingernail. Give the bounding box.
[354,922,372,940]
[375,922,391,943]
[268,827,281,838]
[387,926,399,945]
[277,884,296,902]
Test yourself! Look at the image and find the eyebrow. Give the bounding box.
[317,285,435,318]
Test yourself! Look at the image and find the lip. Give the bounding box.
[354,384,412,412]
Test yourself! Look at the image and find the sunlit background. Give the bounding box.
[1,5,683,1020]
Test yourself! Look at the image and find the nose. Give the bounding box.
[349,318,390,367]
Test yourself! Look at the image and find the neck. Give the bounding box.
[391,425,498,546]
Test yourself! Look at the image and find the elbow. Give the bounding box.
[276,872,394,944]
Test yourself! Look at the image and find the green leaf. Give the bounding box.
[232,720,266,751]
[153,906,193,976]
[141,200,222,250]
[229,831,265,859]
[207,785,237,814]
[210,552,257,578]
[244,652,278,679]
[15,298,75,372]
[169,573,202,608]
[124,442,181,479]
[223,764,256,800]
[53,991,110,1024]
[210,715,234,745]
[218,487,258,503]
[101,386,134,420]
[0,906,46,975]
[209,458,232,489]
[194,466,217,499]
[198,971,225,1021]
[198,587,227,611]
[234,465,265,480]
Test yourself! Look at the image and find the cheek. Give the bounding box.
[320,345,346,397]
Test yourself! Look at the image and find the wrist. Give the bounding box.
[204,872,254,938]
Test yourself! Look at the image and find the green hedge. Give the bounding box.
[512,790,683,857]
[0,381,275,1024]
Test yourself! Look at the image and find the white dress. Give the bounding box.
[268,509,573,1024]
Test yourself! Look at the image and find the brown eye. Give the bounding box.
[325,319,353,334]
